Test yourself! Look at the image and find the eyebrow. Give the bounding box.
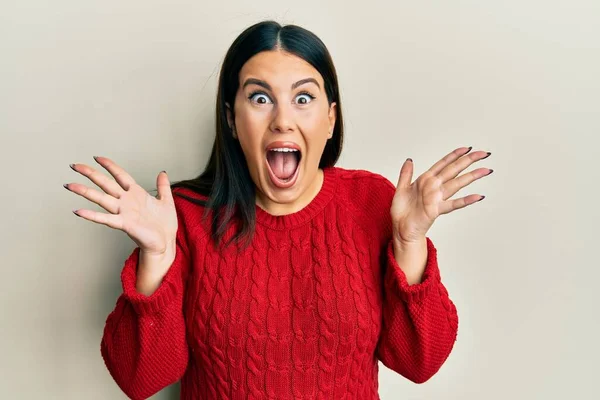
[242,77,321,91]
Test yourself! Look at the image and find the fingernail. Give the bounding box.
[63,183,70,190]
[482,152,492,159]
[487,169,494,175]
[477,195,485,202]
[406,158,412,163]
[72,210,80,216]
[93,156,99,161]
[161,170,167,174]
[69,164,76,170]
[466,146,473,153]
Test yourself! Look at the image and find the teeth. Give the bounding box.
[269,148,298,152]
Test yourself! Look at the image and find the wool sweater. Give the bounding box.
[101,166,459,400]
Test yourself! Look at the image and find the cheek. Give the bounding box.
[236,111,268,160]
[238,132,263,170]
[298,109,331,148]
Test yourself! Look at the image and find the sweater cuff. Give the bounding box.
[385,236,441,303]
[120,247,183,315]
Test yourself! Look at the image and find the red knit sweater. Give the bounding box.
[101,166,458,400]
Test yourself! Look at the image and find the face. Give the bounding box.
[226,50,337,214]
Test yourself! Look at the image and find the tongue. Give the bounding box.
[267,151,298,180]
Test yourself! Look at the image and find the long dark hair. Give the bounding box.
[169,20,345,249]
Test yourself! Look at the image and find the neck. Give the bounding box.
[255,168,324,216]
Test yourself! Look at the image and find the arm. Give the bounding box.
[376,236,459,383]
[340,169,460,383]
[100,225,191,400]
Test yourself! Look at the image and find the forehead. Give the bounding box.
[239,50,323,89]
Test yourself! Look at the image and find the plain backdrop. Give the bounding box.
[1,1,598,399]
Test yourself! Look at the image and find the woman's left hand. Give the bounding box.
[391,146,493,247]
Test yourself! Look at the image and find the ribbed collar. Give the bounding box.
[254,167,337,230]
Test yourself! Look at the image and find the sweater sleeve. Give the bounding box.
[100,201,192,400]
[376,236,459,383]
[369,175,459,383]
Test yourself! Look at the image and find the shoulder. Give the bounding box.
[172,187,209,215]
[333,166,396,207]
[172,186,208,206]
[171,186,211,239]
[331,166,396,237]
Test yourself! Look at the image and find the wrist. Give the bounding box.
[393,235,427,254]
[392,236,428,286]
[137,243,177,293]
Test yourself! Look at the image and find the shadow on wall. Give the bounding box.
[165,382,180,399]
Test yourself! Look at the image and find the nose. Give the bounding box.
[269,102,294,134]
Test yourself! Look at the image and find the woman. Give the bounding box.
[66,20,492,399]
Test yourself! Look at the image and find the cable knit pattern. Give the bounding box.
[100,166,459,400]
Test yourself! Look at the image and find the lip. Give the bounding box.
[265,141,301,151]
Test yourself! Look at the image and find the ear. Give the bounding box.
[225,102,234,129]
[225,102,237,138]
[327,102,337,139]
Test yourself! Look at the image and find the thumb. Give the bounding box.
[396,158,413,189]
[156,170,173,202]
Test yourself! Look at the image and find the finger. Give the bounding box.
[438,150,492,183]
[428,146,472,176]
[93,156,137,192]
[438,194,485,215]
[70,162,124,199]
[396,158,414,189]
[72,208,124,230]
[442,168,493,200]
[64,182,120,214]
[156,171,173,202]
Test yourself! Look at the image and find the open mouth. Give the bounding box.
[265,146,302,188]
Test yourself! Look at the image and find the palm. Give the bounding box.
[65,156,177,255]
[391,147,493,244]
[118,183,177,254]
[391,175,441,244]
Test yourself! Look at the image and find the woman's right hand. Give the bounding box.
[65,156,178,262]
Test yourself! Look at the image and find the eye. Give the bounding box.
[248,91,272,105]
[295,91,315,105]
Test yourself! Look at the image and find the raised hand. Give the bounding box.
[65,156,178,258]
[391,146,493,246]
